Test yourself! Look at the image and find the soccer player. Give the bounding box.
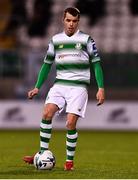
[23,7,105,170]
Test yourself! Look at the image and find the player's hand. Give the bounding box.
[96,88,105,106]
[28,88,39,99]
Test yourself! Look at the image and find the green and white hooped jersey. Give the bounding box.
[44,30,101,87]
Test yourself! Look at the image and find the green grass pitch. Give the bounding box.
[0,130,138,179]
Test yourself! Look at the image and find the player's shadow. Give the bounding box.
[0,166,68,178]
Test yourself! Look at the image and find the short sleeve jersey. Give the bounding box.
[44,30,100,87]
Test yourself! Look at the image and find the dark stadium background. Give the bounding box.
[0,0,138,179]
[1,0,138,100]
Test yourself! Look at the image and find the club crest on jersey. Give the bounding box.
[75,43,82,50]
[58,44,64,48]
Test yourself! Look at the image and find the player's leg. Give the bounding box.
[40,103,59,151]
[64,113,79,170]
[64,86,88,170]
[40,85,65,151]
[23,85,65,164]
[23,103,58,164]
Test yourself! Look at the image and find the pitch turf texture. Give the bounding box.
[0,130,138,179]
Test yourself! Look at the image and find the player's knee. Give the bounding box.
[43,108,53,120]
[66,120,76,130]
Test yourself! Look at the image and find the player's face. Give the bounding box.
[63,12,79,36]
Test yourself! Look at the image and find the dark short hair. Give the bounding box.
[63,7,80,19]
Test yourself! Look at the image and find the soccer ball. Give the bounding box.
[34,150,56,170]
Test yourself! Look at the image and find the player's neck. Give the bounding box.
[64,29,79,37]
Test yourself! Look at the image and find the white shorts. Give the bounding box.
[45,84,88,118]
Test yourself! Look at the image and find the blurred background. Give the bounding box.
[0,0,138,130]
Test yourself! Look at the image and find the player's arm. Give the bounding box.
[92,61,105,105]
[35,63,52,89]
[28,63,52,99]
[87,37,105,105]
[28,40,55,99]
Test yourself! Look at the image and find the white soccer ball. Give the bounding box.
[34,150,56,170]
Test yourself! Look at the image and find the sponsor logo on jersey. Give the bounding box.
[58,53,81,59]
[75,43,82,50]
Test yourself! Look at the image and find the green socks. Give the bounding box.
[40,120,78,161]
[40,119,52,151]
[66,129,78,161]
